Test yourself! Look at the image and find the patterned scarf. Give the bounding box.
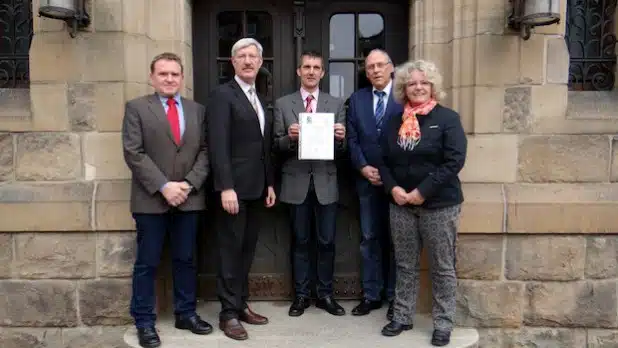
[397,98,437,151]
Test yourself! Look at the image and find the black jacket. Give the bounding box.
[205,79,275,200]
[377,104,467,209]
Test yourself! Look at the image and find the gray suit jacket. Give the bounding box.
[273,91,346,205]
[121,94,209,214]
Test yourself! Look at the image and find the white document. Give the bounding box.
[298,112,335,160]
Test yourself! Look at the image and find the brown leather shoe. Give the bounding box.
[218,318,248,340]
[240,307,269,325]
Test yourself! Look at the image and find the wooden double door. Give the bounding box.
[193,0,409,300]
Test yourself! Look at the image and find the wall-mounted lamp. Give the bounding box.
[38,0,90,38]
[508,0,560,40]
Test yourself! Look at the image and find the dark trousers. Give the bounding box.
[215,198,261,321]
[130,211,200,329]
[289,188,338,299]
[356,179,396,302]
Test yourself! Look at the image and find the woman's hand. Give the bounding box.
[391,186,409,206]
[407,188,425,205]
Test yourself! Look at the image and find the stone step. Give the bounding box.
[124,301,478,348]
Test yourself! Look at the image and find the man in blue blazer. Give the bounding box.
[346,49,401,320]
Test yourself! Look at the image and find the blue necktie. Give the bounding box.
[374,90,386,128]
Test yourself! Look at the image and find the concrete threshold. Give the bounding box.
[124,301,479,348]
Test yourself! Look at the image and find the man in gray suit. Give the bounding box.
[273,50,347,317]
[122,52,211,348]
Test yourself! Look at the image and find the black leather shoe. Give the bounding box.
[351,299,382,316]
[386,301,394,320]
[381,321,413,337]
[431,329,451,346]
[175,315,213,335]
[289,296,311,317]
[137,327,161,348]
[316,296,345,316]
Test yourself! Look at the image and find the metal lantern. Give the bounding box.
[38,0,77,20]
[38,0,90,38]
[508,0,561,40]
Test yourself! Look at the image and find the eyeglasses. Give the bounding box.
[366,61,390,71]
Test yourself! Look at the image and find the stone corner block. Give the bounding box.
[506,183,618,233]
[0,133,14,182]
[97,232,137,277]
[505,235,585,281]
[79,279,133,325]
[14,233,97,279]
[517,134,610,183]
[456,280,524,328]
[83,132,131,180]
[0,280,78,327]
[585,236,618,279]
[456,235,504,280]
[460,184,505,233]
[16,132,82,181]
[0,182,93,231]
[525,281,618,328]
[95,180,134,231]
[459,134,518,183]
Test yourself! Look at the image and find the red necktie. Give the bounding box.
[166,97,181,144]
[305,95,314,113]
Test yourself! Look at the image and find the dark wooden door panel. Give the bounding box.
[193,0,409,301]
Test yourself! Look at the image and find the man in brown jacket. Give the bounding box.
[122,52,211,348]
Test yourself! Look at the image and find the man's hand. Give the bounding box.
[407,188,425,205]
[391,186,409,206]
[221,189,239,215]
[288,123,300,140]
[361,165,382,186]
[265,186,276,208]
[179,181,193,193]
[334,123,346,140]
[161,182,189,207]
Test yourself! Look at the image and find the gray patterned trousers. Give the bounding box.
[389,203,460,331]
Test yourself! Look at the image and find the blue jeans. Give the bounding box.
[356,179,396,302]
[289,189,338,299]
[130,211,200,328]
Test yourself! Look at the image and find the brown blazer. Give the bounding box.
[122,93,209,214]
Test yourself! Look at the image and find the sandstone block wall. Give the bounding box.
[410,0,618,346]
[0,0,192,346]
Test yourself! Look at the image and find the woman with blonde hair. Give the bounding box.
[376,59,467,346]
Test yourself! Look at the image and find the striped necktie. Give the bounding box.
[374,90,386,127]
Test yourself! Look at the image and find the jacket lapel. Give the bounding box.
[290,91,305,122]
[363,88,377,130]
[229,80,264,138]
[383,91,400,122]
[316,93,330,113]
[147,94,178,147]
[180,97,196,147]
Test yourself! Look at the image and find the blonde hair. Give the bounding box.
[392,60,446,104]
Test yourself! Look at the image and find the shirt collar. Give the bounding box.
[300,87,319,102]
[157,93,181,105]
[372,79,393,96]
[235,75,255,93]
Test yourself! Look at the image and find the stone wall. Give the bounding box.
[410,0,618,346]
[0,0,192,346]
